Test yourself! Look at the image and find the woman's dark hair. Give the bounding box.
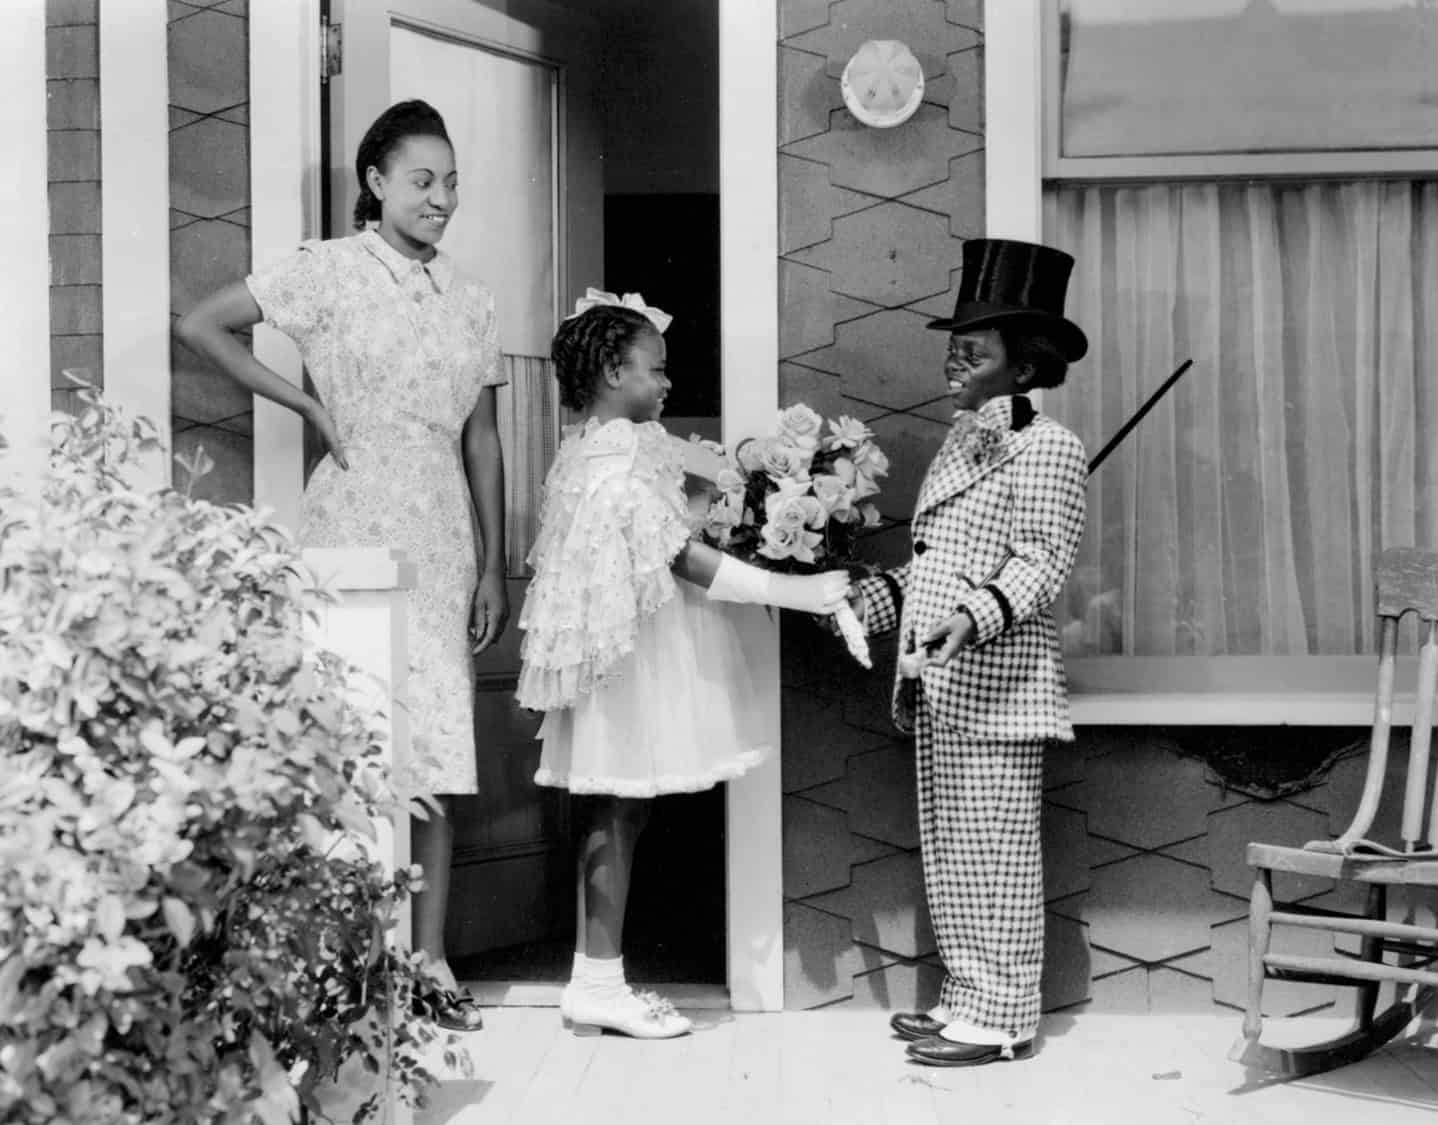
[551,305,656,412]
[352,99,452,230]
[998,323,1070,389]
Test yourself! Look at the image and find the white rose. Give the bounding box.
[777,404,824,452]
[812,473,856,522]
[826,415,872,450]
[759,441,813,482]
[758,521,822,564]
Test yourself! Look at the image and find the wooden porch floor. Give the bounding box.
[412,1006,1438,1125]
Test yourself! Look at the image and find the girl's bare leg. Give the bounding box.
[577,795,651,959]
[562,794,688,1038]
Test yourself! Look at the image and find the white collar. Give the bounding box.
[357,228,455,292]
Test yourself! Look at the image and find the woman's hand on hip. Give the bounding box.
[470,571,509,654]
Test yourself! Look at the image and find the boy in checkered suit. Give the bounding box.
[848,239,1088,1067]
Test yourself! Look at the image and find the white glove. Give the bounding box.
[707,554,849,615]
[832,601,872,668]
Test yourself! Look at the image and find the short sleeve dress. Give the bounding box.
[516,418,772,796]
[246,229,505,796]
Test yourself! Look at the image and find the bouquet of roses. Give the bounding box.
[688,404,889,667]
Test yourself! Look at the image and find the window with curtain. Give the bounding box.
[1045,180,1438,659]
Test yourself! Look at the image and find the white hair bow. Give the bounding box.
[567,287,672,334]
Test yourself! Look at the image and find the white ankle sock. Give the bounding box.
[938,1017,1018,1045]
[574,954,625,988]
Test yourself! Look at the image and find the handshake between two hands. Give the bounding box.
[818,586,975,676]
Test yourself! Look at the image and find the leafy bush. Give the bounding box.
[0,392,459,1124]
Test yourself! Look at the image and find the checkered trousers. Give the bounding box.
[916,703,1046,1039]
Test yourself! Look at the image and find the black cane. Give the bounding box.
[1085,358,1193,475]
[972,357,1196,590]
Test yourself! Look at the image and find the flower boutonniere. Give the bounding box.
[953,414,1008,467]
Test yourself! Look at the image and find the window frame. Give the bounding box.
[988,0,1424,724]
[1042,0,1438,183]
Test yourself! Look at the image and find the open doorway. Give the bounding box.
[415,0,725,995]
[258,0,779,1012]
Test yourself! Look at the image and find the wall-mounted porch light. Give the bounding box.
[840,39,924,129]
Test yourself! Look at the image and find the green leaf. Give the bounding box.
[296,813,330,852]
[168,860,209,894]
[0,954,26,1014]
[161,896,196,947]
[331,797,376,841]
[231,843,259,878]
[97,895,126,942]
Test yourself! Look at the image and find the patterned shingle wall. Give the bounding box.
[777,0,987,1011]
[47,0,102,413]
[1041,731,1434,1020]
[775,0,1423,1020]
[169,0,253,504]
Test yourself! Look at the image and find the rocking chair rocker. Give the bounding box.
[1231,547,1438,1077]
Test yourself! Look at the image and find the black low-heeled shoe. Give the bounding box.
[906,1035,1033,1067]
[889,1011,946,1041]
[428,988,485,1032]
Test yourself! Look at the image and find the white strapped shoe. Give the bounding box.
[560,983,693,1039]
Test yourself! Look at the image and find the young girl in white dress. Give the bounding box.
[517,294,848,1039]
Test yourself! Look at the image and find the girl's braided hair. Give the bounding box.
[551,305,655,412]
[352,99,452,230]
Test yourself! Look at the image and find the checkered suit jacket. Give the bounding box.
[855,395,1087,741]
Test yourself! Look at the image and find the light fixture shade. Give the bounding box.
[840,39,924,129]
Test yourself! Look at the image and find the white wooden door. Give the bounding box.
[327,0,603,969]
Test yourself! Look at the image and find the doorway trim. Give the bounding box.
[251,0,785,1012]
[1,3,49,494]
[718,0,783,1012]
[250,0,320,532]
[983,0,1043,243]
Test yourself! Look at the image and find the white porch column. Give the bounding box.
[0,1,50,497]
[303,547,416,1125]
[984,0,1043,242]
[720,0,783,1013]
[99,0,172,487]
[304,547,417,885]
[251,0,321,534]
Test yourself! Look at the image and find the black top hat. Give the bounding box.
[926,238,1088,362]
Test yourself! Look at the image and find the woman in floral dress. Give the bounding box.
[175,100,504,1031]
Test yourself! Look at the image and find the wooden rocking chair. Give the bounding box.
[1231,547,1438,1077]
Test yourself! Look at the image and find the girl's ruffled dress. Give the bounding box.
[516,418,771,796]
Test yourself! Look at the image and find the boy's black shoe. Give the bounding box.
[889,1012,945,1041]
[906,1036,1034,1067]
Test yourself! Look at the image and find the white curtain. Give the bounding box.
[1046,180,1438,657]
[497,354,559,576]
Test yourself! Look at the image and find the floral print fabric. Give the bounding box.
[246,229,504,796]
